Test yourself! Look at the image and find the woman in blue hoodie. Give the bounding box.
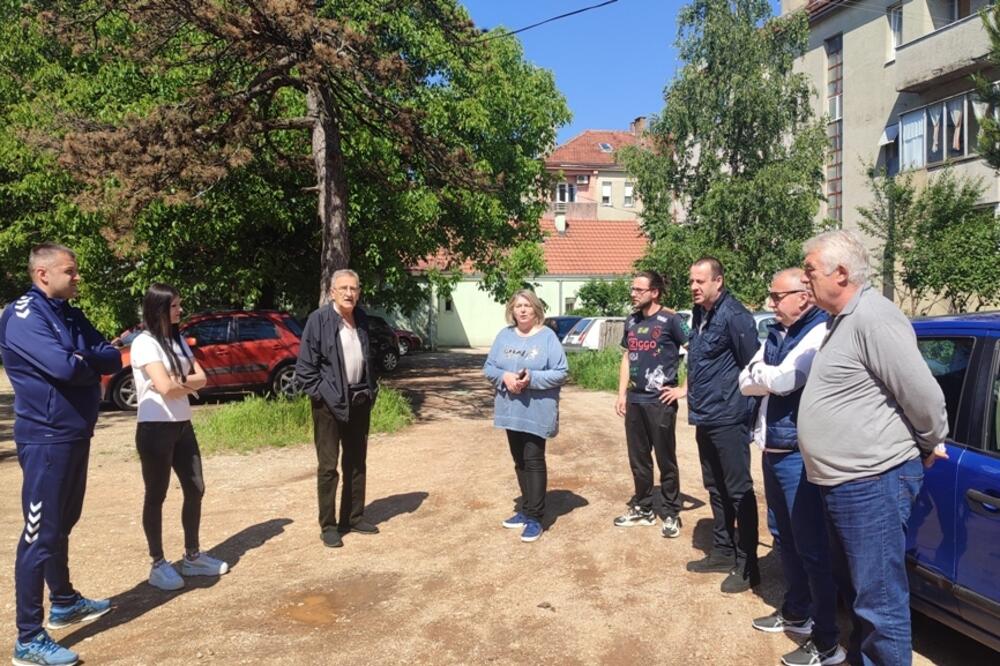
[483,289,568,542]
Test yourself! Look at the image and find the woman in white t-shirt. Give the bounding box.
[131,283,228,591]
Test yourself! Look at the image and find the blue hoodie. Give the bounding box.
[0,286,122,444]
[483,326,568,439]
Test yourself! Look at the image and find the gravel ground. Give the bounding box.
[0,353,994,665]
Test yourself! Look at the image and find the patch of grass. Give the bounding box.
[195,386,414,455]
[567,348,621,392]
[567,348,687,392]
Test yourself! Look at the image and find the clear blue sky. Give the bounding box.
[459,0,783,144]
[459,0,683,143]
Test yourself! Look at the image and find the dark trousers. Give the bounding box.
[15,441,90,641]
[136,421,206,561]
[312,399,370,533]
[821,458,923,666]
[763,451,839,651]
[625,400,680,518]
[506,430,547,521]
[695,424,758,570]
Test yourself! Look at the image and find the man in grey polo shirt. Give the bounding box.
[798,230,947,666]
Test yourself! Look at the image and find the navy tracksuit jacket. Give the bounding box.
[0,286,121,640]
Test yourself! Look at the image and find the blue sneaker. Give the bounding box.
[12,631,78,666]
[45,597,111,630]
[520,519,543,542]
[501,512,527,529]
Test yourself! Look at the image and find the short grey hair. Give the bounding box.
[505,289,546,326]
[772,267,805,284]
[331,269,360,286]
[28,243,76,278]
[802,230,870,285]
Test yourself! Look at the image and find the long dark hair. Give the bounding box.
[141,283,190,381]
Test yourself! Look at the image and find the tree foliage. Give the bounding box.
[858,167,1000,314]
[974,3,1000,170]
[620,0,826,308]
[2,0,569,331]
[572,278,631,317]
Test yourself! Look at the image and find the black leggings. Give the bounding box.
[506,430,547,521]
[136,421,205,560]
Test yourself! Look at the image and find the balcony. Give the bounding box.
[544,201,598,219]
[896,15,990,93]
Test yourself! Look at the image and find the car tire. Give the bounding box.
[269,362,299,398]
[398,338,410,356]
[111,372,138,411]
[380,349,400,372]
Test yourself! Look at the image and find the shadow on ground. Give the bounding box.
[365,491,429,526]
[385,351,491,422]
[506,489,588,531]
[60,518,293,649]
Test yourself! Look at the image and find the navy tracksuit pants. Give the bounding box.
[15,441,90,641]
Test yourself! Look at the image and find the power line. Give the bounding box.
[476,0,620,43]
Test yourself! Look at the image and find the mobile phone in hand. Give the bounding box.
[517,369,527,380]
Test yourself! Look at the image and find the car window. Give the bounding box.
[917,336,975,438]
[567,318,592,337]
[757,317,775,337]
[282,315,303,338]
[185,318,232,345]
[989,341,1000,453]
[236,317,279,342]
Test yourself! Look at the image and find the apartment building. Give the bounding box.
[544,117,648,225]
[783,0,997,230]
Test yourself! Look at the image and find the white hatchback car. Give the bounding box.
[562,316,626,352]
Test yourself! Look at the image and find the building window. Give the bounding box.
[951,0,971,21]
[899,93,985,172]
[901,109,925,170]
[826,35,843,222]
[601,181,612,206]
[623,182,635,207]
[443,298,453,312]
[564,297,576,313]
[555,182,576,203]
[887,5,902,59]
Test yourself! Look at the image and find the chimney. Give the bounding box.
[554,212,567,235]
[630,116,647,135]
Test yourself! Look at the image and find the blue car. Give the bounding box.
[907,313,1000,652]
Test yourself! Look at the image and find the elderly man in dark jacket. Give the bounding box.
[685,256,761,594]
[296,269,380,549]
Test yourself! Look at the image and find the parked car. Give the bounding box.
[753,311,777,342]
[365,315,402,370]
[906,312,1000,652]
[102,309,401,410]
[367,315,421,355]
[543,315,582,342]
[562,316,626,352]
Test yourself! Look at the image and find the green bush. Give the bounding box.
[567,348,687,393]
[195,387,414,455]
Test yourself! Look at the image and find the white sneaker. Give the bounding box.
[181,552,229,577]
[149,560,185,591]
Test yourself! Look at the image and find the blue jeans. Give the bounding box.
[763,451,839,651]
[820,457,924,666]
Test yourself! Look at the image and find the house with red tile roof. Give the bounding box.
[397,122,655,348]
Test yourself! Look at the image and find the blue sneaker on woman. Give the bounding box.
[45,596,111,630]
[520,519,543,542]
[501,512,527,529]
[12,631,78,666]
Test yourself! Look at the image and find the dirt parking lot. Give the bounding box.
[0,352,995,665]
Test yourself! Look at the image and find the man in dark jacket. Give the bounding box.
[296,269,380,549]
[0,243,121,666]
[685,256,761,593]
[738,269,844,666]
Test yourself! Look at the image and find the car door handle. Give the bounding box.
[965,489,1000,517]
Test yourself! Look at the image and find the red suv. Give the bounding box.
[102,310,303,410]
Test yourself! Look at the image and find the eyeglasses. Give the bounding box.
[767,289,807,303]
[334,286,360,294]
[629,287,651,294]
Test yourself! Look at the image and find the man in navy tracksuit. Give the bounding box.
[0,244,121,666]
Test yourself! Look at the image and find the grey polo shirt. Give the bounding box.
[798,286,948,486]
